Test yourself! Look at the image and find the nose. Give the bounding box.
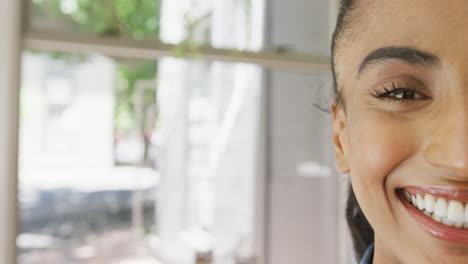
[423,100,468,178]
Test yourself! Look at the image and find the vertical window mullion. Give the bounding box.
[0,0,23,263]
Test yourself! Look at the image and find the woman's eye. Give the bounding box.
[388,89,424,100]
[372,87,430,102]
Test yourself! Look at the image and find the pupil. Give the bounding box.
[402,91,413,99]
[394,90,414,99]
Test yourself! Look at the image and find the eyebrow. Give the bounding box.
[358,46,440,75]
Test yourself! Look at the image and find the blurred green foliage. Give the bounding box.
[32,0,161,132]
[115,60,157,131]
[32,0,160,38]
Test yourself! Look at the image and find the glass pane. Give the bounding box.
[29,0,161,40]
[18,50,262,264]
[159,0,264,50]
[23,0,265,263]
[28,0,264,51]
[154,57,261,264]
[18,52,160,263]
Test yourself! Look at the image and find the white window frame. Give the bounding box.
[0,0,335,263]
[0,1,23,263]
[24,30,330,74]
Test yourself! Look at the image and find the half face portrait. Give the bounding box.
[332,0,468,263]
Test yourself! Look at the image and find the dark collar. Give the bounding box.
[360,243,374,264]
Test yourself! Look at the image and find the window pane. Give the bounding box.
[155,57,261,264]
[18,51,262,264]
[28,0,264,51]
[29,0,161,40]
[23,1,265,263]
[159,0,264,51]
[18,52,159,263]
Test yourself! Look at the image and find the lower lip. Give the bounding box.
[400,195,468,244]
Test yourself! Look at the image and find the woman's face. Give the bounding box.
[333,0,468,262]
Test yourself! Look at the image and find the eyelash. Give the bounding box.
[370,82,430,103]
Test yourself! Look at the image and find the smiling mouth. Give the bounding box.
[399,188,468,228]
[398,186,468,244]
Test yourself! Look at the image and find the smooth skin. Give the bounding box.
[332,0,468,263]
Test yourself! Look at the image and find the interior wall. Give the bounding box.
[262,0,339,263]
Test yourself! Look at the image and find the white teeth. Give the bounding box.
[443,218,454,227]
[432,214,442,223]
[447,200,465,228]
[434,198,448,219]
[404,190,468,229]
[465,203,468,228]
[416,194,425,210]
[424,194,435,213]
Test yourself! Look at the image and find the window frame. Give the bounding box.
[0,1,336,263]
[24,30,330,74]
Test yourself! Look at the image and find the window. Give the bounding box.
[19,1,266,263]
[0,0,335,264]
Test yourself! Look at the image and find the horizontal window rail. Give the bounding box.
[24,30,330,73]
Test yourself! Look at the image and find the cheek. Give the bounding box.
[349,113,417,184]
[348,112,419,219]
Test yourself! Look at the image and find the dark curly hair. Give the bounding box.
[331,0,374,262]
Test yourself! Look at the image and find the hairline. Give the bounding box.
[331,0,367,99]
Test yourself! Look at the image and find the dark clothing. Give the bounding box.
[360,243,374,264]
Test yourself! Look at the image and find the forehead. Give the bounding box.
[364,0,468,41]
[338,0,468,80]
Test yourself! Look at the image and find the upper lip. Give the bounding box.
[402,186,468,202]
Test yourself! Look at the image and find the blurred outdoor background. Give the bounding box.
[0,0,352,263]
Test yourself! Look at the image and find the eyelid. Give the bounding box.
[371,73,428,89]
[373,88,426,101]
[373,89,429,104]
[370,77,432,101]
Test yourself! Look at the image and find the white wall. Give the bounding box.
[262,0,340,263]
